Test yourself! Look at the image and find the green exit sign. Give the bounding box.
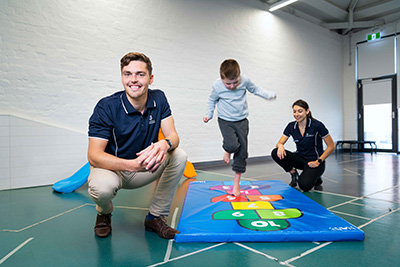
[367,32,381,41]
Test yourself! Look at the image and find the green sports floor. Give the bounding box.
[1,152,399,266]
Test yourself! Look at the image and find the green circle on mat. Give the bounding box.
[238,219,290,231]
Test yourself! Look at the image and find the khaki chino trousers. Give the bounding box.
[88,148,187,217]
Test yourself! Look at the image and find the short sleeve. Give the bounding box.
[317,121,329,138]
[159,91,172,120]
[161,95,172,119]
[283,123,292,137]
[88,99,114,140]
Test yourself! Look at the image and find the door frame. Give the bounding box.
[357,74,398,152]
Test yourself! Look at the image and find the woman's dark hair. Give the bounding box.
[292,99,313,119]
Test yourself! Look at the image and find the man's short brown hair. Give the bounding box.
[220,59,240,80]
[120,52,153,75]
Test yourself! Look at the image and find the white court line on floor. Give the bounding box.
[113,205,149,211]
[351,201,397,211]
[314,190,358,199]
[282,184,400,265]
[0,204,90,233]
[343,168,362,176]
[320,175,339,183]
[0,237,34,265]
[234,242,280,262]
[164,207,179,262]
[164,240,174,263]
[0,203,150,233]
[195,170,234,179]
[147,242,227,267]
[248,171,286,179]
[327,184,400,210]
[283,206,399,266]
[358,206,400,229]
[282,241,333,266]
[334,173,363,177]
[196,169,277,181]
[363,196,400,204]
[336,157,366,164]
[330,210,372,220]
[241,177,257,181]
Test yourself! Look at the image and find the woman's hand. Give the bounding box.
[277,144,286,160]
[275,135,289,160]
[308,160,320,168]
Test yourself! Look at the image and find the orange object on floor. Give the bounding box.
[159,129,196,178]
[182,160,197,178]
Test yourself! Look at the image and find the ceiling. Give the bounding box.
[261,0,400,35]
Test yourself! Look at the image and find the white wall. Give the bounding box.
[342,20,400,141]
[0,0,344,188]
[0,115,87,190]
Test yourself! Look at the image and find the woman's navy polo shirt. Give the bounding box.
[283,118,329,160]
[88,89,172,159]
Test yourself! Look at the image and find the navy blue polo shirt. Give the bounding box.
[283,118,329,160]
[88,89,172,159]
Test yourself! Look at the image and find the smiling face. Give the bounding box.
[121,60,154,103]
[292,105,309,123]
[222,76,241,90]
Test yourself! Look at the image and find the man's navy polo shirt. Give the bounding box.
[88,89,172,159]
[283,118,329,160]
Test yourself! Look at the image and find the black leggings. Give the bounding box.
[271,148,325,191]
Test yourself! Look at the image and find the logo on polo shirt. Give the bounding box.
[149,115,156,125]
[305,133,314,137]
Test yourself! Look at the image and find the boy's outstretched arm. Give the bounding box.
[245,77,276,100]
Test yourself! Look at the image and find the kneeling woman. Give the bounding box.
[271,99,335,191]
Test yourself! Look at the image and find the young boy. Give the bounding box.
[203,59,276,196]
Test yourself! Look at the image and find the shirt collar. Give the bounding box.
[294,118,312,129]
[120,91,157,114]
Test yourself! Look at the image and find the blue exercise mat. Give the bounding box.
[175,180,364,243]
[52,162,90,193]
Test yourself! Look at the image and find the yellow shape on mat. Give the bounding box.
[232,201,274,210]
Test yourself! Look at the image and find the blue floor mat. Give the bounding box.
[175,180,365,243]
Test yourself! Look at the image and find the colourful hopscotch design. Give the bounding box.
[211,182,302,231]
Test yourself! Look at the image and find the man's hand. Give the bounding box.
[203,116,210,123]
[135,140,169,172]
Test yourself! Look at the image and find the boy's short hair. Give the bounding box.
[220,59,240,80]
[120,52,153,75]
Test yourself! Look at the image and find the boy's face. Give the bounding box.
[222,77,241,90]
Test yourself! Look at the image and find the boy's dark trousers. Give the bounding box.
[218,118,249,173]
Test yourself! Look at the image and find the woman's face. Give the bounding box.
[292,105,309,123]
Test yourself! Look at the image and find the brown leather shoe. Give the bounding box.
[144,216,179,239]
[94,213,112,238]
